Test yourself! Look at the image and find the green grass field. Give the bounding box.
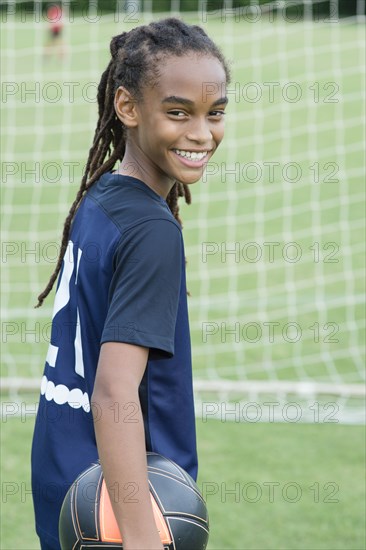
[1,414,365,549]
[1,9,365,550]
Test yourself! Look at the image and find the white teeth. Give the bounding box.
[174,149,208,161]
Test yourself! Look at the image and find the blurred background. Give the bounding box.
[1,1,365,548]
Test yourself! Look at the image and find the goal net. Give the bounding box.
[1,0,365,423]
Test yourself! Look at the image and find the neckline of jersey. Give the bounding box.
[107,172,169,205]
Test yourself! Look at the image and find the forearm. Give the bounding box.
[92,343,163,550]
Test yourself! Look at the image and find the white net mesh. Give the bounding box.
[1,0,365,422]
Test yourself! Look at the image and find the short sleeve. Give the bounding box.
[101,218,182,358]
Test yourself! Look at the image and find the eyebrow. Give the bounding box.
[162,95,229,107]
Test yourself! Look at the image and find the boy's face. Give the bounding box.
[124,54,228,195]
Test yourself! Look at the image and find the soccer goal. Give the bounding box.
[1,0,365,423]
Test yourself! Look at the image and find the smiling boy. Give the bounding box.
[32,19,230,550]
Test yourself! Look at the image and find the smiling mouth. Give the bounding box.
[172,148,210,162]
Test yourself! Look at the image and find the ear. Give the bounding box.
[114,86,138,128]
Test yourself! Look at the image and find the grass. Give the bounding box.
[198,419,366,549]
[1,414,365,549]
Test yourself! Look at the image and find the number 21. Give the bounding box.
[45,241,85,378]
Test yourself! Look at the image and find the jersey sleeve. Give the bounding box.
[101,218,183,358]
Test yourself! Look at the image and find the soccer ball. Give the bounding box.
[59,452,209,549]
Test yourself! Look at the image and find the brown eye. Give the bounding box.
[209,110,226,118]
[168,110,186,117]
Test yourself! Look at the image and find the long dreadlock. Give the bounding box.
[35,17,230,307]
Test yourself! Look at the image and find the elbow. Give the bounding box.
[91,378,116,413]
[91,376,140,423]
[91,342,148,422]
[90,377,115,422]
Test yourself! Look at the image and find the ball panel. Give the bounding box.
[167,517,209,550]
[59,483,80,550]
[147,453,205,496]
[99,480,121,543]
[74,463,102,542]
[147,453,203,494]
[147,452,188,483]
[148,472,208,524]
[98,478,173,546]
[151,491,173,545]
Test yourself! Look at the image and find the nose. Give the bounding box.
[186,116,212,144]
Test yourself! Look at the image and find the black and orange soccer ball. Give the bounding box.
[59,452,209,550]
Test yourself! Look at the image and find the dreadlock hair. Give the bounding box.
[35,17,230,307]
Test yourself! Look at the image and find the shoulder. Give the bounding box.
[125,215,182,248]
[87,172,180,235]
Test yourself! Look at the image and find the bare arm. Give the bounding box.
[91,342,163,550]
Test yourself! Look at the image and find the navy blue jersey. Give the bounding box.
[31,173,197,549]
